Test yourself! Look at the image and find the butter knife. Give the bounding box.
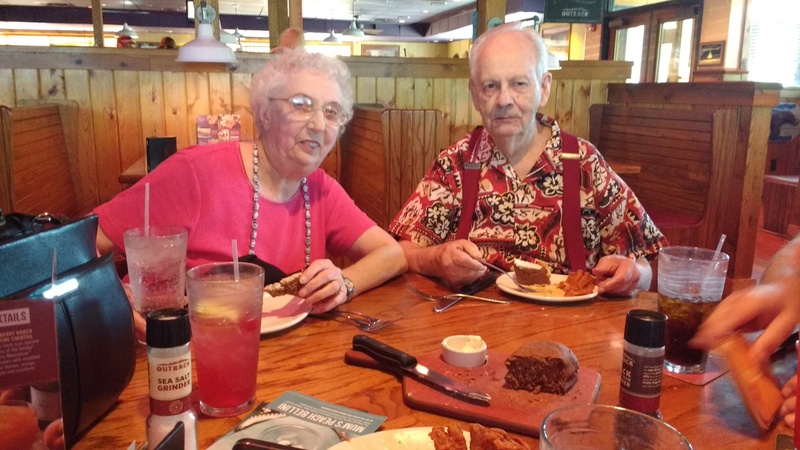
[351,335,491,405]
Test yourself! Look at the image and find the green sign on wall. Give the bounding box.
[544,0,604,24]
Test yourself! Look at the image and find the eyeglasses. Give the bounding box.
[271,94,349,127]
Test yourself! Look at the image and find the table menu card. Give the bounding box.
[0,298,65,450]
[208,391,387,449]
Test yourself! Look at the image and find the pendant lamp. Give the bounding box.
[323,30,341,43]
[116,23,138,39]
[342,1,365,38]
[177,1,237,64]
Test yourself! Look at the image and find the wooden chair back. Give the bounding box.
[341,106,448,229]
[0,101,86,218]
[589,104,755,287]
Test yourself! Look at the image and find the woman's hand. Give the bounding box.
[297,259,348,313]
[123,283,147,342]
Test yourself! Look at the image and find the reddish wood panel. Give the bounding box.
[0,103,81,217]
[762,175,799,235]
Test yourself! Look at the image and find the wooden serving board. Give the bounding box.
[345,349,601,437]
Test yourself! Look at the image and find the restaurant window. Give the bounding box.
[604,0,699,83]
[608,0,674,13]
[744,0,800,87]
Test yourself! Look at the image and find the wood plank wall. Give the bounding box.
[0,46,632,216]
[605,82,782,289]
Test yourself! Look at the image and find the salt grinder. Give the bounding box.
[146,308,198,450]
[619,309,667,419]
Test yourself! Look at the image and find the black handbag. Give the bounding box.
[0,214,136,446]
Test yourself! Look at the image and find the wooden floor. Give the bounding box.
[752,228,790,282]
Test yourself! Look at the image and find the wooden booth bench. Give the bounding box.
[590,104,753,286]
[0,101,91,219]
[340,105,449,229]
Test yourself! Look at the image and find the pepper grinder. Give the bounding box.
[619,309,667,419]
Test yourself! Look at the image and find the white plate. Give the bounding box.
[496,273,598,303]
[261,293,310,334]
[329,427,470,450]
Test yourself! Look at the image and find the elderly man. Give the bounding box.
[389,23,666,296]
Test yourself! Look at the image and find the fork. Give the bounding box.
[405,284,512,305]
[480,260,537,292]
[323,309,402,332]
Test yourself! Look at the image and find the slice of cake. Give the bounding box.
[557,270,596,296]
[512,259,551,285]
[504,341,579,395]
[263,272,302,297]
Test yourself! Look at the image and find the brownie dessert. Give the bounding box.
[263,272,302,297]
[504,341,579,395]
[430,423,531,450]
[512,259,551,285]
[557,270,596,296]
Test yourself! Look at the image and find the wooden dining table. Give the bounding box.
[72,274,793,449]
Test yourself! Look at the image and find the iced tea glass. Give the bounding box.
[124,227,188,315]
[187,262,264,417]
[657,246,729,374]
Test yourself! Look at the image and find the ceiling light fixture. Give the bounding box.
[116,23,138,39]
[177,1,237,64]
[323,30,341,43]
[342,1,365,38]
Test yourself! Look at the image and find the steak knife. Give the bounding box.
[351,335,491,405]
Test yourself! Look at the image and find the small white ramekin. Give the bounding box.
[441,335,487,368]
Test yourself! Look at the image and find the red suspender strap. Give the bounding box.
[561,131,587,271]
[456,127,483,240]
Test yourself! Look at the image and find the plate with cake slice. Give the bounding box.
[496,272,598,303]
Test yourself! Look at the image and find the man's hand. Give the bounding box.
[400,239,487,288]
[591,255,644,296]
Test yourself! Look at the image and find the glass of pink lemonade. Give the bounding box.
[187,262,264,417]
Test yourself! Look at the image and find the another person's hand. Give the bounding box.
[591,255,641,296]
[780,375,797,428]
[691,281,800,367]
[43,418,66,450]
[298,259,349,314]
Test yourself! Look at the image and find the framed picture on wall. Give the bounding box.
[698,41,724,66]
[361,44,400,57]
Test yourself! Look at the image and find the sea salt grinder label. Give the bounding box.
[620,349,663,412]
[148,355,192,415]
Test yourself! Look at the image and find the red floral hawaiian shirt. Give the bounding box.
[389,114,667,273]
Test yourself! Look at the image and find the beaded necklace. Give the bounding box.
[251,143,311,268]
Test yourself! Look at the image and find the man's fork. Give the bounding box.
[480,260,538,292]
[405,284,511,305]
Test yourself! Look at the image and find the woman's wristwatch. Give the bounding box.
[342,275,356,302]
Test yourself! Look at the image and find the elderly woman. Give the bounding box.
[94,50,407,337]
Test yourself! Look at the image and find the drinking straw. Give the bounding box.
[232,239,240,281]
[144,182,150,237]
[713,234,727,260]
